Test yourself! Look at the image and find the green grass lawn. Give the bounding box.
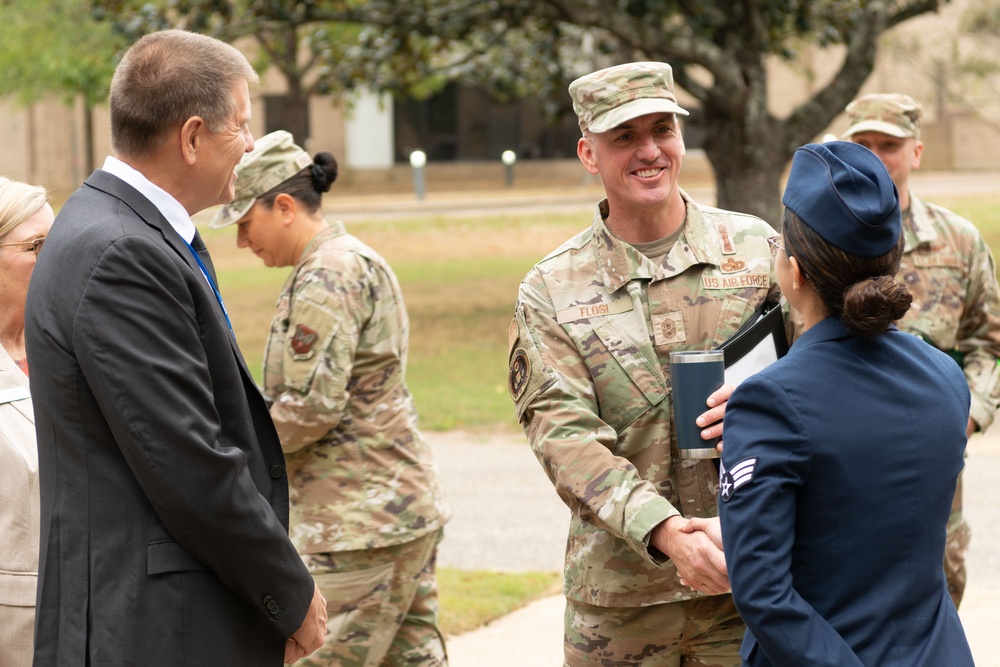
[437,569,562,637]
[930,195,1000,251]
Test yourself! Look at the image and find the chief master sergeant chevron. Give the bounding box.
[506,61,780,666]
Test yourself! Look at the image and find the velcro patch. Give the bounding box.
[717,222,736,254]
[720,457,758,502]
[652,311,686,346]
[508,348,531,400]
[719,256,747,273]
[555,296,633,324]
[290,324,319,356]
[702,273,769,290]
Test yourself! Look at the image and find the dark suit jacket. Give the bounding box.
[719,316,974,667]
[25,170,314,666]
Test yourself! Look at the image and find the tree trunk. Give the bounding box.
[700,115,788,229]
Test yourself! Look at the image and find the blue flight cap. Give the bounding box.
[782,141,901,257]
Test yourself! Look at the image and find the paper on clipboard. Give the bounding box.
[717,301,789,387]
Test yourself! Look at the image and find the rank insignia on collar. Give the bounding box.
[290,324,319,356]
[720,457,758,502]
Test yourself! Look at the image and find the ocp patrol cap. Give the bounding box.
[842,93,923,140]
[569,62,689,134]
[210,130,312,229]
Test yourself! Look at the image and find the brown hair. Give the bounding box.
[109,30,258,159]
[257,152,339,215]
[783,208,911,337]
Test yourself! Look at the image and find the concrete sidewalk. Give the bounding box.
[432,427,1000,666]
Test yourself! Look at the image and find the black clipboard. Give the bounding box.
[717,300,788,386]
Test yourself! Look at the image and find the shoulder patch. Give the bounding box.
[290,323,319,356]
[720,457,758,502]
[508,348,531,401]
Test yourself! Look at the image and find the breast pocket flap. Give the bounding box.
[147,540,208,575]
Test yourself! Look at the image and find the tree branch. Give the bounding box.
[886,0,944,30]
[782,2,887,155]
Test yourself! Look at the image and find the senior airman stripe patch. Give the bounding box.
[720,457,758,502]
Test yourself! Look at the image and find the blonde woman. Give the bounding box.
[0,176,53,667]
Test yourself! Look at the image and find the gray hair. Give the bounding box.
[0,177,49,240]
[109,29,258,159]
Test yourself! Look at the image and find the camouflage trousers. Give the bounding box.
[564,594,744,666]
[945,473,972,609]
[298,529,448,667]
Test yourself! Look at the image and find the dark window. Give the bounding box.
[264,95,310,146]
[393,84,580,162]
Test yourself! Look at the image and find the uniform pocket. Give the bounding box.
[590,319,667,431]
[313,561,395,642]
[0,571,37,606]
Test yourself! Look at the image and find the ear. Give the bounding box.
[787,255,807,291]
[577,136,600,175]
[273,192,297,226]
[179,116,207,166]
[911,139,924,170]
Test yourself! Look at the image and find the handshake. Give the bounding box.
[651,515,730,596]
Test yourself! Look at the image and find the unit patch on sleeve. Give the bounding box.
[508,348,531,400]
[719,457,758,502]
[290,323,319,357]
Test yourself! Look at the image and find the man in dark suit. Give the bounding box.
[25,29,327,666]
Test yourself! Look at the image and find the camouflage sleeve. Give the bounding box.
[957,234,1000,432]
[509,278,678,566]
[270,260,370,452]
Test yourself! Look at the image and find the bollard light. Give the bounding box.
[409,150,427,200]
[501,150,516,187]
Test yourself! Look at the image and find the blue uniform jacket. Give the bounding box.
[719,316,974,667]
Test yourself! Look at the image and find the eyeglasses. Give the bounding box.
[0,237,45,256]
[767,235,785,258]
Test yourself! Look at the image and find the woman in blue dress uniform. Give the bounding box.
[718,141,975,667]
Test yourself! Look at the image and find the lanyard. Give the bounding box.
[183,239,233,332]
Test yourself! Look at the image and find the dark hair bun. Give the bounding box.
[310,152,338,193]
[841,276,912,337]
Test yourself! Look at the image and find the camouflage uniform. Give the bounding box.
[509,193,779,665]
[263,221,450,667]
[895,193,1000,607]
